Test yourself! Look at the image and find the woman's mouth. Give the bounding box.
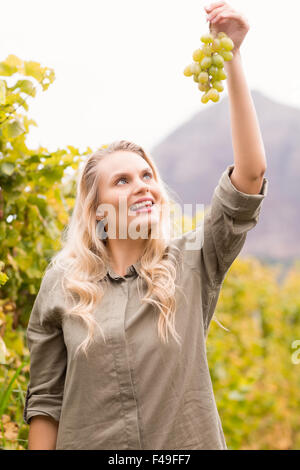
[134,205,153,214]
[129,200,154,215]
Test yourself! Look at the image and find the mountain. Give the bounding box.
[150,90,300,266]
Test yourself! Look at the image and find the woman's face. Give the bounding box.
[97,151,163,240]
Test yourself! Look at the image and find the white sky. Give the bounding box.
[2,0,299,153]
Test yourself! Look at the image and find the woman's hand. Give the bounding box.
[204,1,250,56]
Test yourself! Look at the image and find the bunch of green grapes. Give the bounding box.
[183,31,234,104]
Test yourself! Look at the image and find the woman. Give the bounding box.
[24,2,268,450]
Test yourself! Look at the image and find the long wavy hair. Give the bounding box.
[48,140,188,359]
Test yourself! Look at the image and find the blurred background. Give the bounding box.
[0,0,299,450]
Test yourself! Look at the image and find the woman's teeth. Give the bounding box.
[130,201,153,211]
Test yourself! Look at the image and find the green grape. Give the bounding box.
[198,82,210,92]
[207,88,220,102]
[201,92,210,104]
[208,65,219,79]
[213,81,224,92]
[212,53,224,68]
[216,68,227,80]
[184,29,233,104]
[200,33,214,44]
[198,71,209,83]
[183,65,193,77]
[202,45,212,56]
[200,57,212,69]
[190,63,200,74]
[194,63,201,74]
[211,38,221,53]
[193,48,205,62]
[220,37,234,51]
[220,50,233,61]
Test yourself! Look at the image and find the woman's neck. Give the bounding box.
[105,238,147,277]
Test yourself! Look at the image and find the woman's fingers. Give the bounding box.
[212,10,248,26]
[205,1,227,13]
[207,5,228,22]
[211,9,233,23]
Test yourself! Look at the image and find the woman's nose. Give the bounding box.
[134,180,151,194]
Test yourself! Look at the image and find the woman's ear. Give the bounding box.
[96,218,108,240]
[96,205,105,220]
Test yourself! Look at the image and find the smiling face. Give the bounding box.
[96,151,163,239]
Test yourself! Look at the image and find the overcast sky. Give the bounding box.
[2,0,299,154]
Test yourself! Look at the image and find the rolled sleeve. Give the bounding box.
[23,267,67,425]
[202,163,268,287]
[181,163,268,287]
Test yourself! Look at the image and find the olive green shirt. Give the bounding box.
[23,164,268,450]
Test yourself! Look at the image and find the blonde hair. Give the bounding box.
[48,140,188,358]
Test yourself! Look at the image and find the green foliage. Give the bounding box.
[207,257,300,450]
[0,261,8,287]
[0,359,29,418]
[0,54,93,449]
[0,53,92,318]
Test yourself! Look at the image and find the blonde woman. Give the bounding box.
[24,2,268,450]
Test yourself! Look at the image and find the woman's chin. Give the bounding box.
[126,214,159,238]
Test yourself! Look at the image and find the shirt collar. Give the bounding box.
[106,259,141,280]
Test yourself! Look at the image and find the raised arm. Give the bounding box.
[225,49,266,194]
[175,3,269,334]
[206,1,267,189]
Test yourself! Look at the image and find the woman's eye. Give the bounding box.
[116,172,152,185]
[116,177,127,185]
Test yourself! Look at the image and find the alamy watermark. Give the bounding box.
[291,340,300,365]
[96,197,205,251]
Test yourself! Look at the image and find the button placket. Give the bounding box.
[107,278,142,449]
